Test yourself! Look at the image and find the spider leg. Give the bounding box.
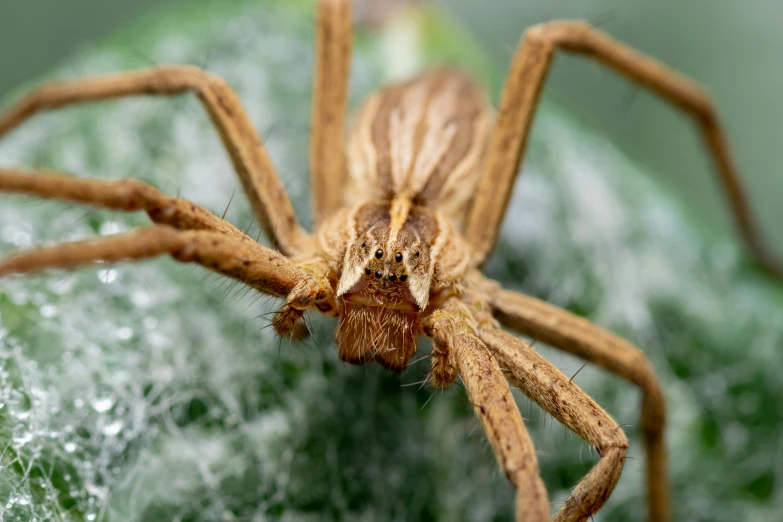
[480,325,628,522]
[487,285,667,522]
[0,225,311,299]
[423,298,550,522]
[0,65,308,256]
[271,255,334,337]
[0,168,248,239]
[0,168,332,337]
[310,0,352,225]
[466,20,783,280]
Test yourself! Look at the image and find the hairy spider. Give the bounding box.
[1,1,781,520]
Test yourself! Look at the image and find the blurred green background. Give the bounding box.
[1,0,783,521]
[1,0,781,252]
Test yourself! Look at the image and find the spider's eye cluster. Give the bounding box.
[359,239,416,284]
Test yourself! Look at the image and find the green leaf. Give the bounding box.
[1,1,781,521]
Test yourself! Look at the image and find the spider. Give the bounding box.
[1,1,781,520]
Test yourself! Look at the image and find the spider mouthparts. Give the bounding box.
[335,298,419,370]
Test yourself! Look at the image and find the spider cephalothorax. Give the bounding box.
[329,198,465,369]
[336,201,434,308]
[2,0,781,520]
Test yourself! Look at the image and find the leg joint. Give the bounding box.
[524,20,592,47]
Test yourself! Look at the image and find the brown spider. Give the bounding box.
[1,1,781,520]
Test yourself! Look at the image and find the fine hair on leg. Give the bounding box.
[487,285,667,522]
[480,326,628,522]
[0,225,310,299]
[0,168,250,239]
[424,299,550,522]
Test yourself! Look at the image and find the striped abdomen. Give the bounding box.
[345,68,493,230]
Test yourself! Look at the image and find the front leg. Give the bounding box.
[487,284,667,522]
[423,299,550,522]
[480,326,628,522]
[0,226,305,300]
[0,168,249,239]
[0,168,332,323]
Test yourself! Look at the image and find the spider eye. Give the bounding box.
[388,274,397,281]
[394,252,402,262]
[375,249,383,258]
[414,251,420,258]
[375,270,383,278]
[364,268,371,275]
[361,241,367,248]
[399,274,408,282]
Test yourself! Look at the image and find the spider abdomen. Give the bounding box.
[345,68,493,230]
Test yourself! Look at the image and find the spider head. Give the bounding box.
[337,223,432,309]
[334,221,434,370]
